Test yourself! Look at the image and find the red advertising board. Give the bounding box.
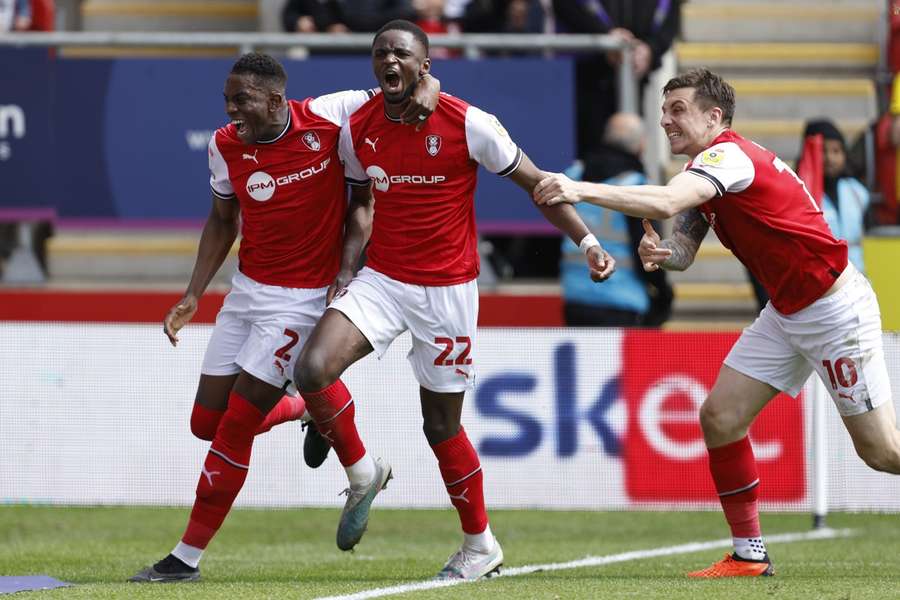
[622,330,805,502]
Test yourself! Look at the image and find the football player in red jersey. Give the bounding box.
[293,20,614,581]
[535,67,899,578]
[129,53,440,583]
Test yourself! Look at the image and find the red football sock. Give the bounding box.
[190,403,223,441]
[255,394,306,435]
[182,391,264,549]
[191,395,305,440]
[432,427,488,535]
[708,436,761,538]
[302,379,365,466]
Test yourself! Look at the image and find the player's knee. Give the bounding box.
[699,400,742,439]
[294,346,334,392]
[422,419,460,446]
[190,405,222,441]
[857,443,900,474]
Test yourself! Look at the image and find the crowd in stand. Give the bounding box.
[282,0,549,38]
[0,0,53,32]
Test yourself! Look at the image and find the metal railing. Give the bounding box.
[0,31,638,113]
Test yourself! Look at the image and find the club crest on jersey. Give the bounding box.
[301,131,321,151]
[700,147,724,166]
[425,135,442,157]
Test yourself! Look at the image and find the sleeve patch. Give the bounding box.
[487,114,509,138]
[700,147,725,166]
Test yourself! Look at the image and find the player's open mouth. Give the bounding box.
[383,70,402,90]
[233,119,248,135]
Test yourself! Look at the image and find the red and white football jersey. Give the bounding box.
[340,92,522,286]
[686,130,848,314]
[208,92,374,288]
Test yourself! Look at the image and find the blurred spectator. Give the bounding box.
[559,112,673,326]
[335,0,416,32]
[798,118,871,273]
[553,0,681,158]
[413,0,461,58]
[463,0,545,34]
[890,0,900,74]
[872,76,900,224]
[28,0,53,31]
[1,0,31,31]
[282,0,321,32]
[282,0,415,33]
[282,0,347,32]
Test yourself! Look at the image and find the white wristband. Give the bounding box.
[578,233,600,254]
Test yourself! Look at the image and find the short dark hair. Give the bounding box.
[663,68,735,126]
[230,52,287,89]
[373,19,429,56]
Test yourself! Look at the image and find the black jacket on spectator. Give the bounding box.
[333,0,416,32]
[282,0,328,30]
[553,0,681,156]
[282,0,416,33]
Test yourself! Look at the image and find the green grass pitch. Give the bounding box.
[1,506,898,599]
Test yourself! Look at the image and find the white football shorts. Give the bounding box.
[201,270,328,389]
[329,266,478,393]
[725,264,892,416]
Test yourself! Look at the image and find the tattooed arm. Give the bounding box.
[638,208,709,272]
[659,208,709,271]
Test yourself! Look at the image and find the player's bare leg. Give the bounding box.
[294,308,389,550]
[842,402,900,474]
[189,373,311,440]
[422,388,502,580]
[689,365,778,578]
[130,371,284,583]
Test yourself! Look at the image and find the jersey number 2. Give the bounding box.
[275,329,300,362]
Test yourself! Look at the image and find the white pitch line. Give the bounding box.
[312,527,854,600]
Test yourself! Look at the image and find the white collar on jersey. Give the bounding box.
[257,110,292,144]
[383,109,403,123]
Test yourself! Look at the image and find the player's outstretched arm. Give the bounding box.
[533,170,717,220]
[509,153,615,281]
[164,197,239,346]
[328,184,374,304]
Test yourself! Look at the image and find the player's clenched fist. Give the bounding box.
[326,269,354,305]
[587,244,616,282]
[638,218,672,272]
[163,295,199,346]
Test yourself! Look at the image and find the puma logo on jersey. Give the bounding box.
[242,149,259,164]
[455,368,469,379]
[365,137,379,152]
[202,465,221,486]
[448,487,470,504]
